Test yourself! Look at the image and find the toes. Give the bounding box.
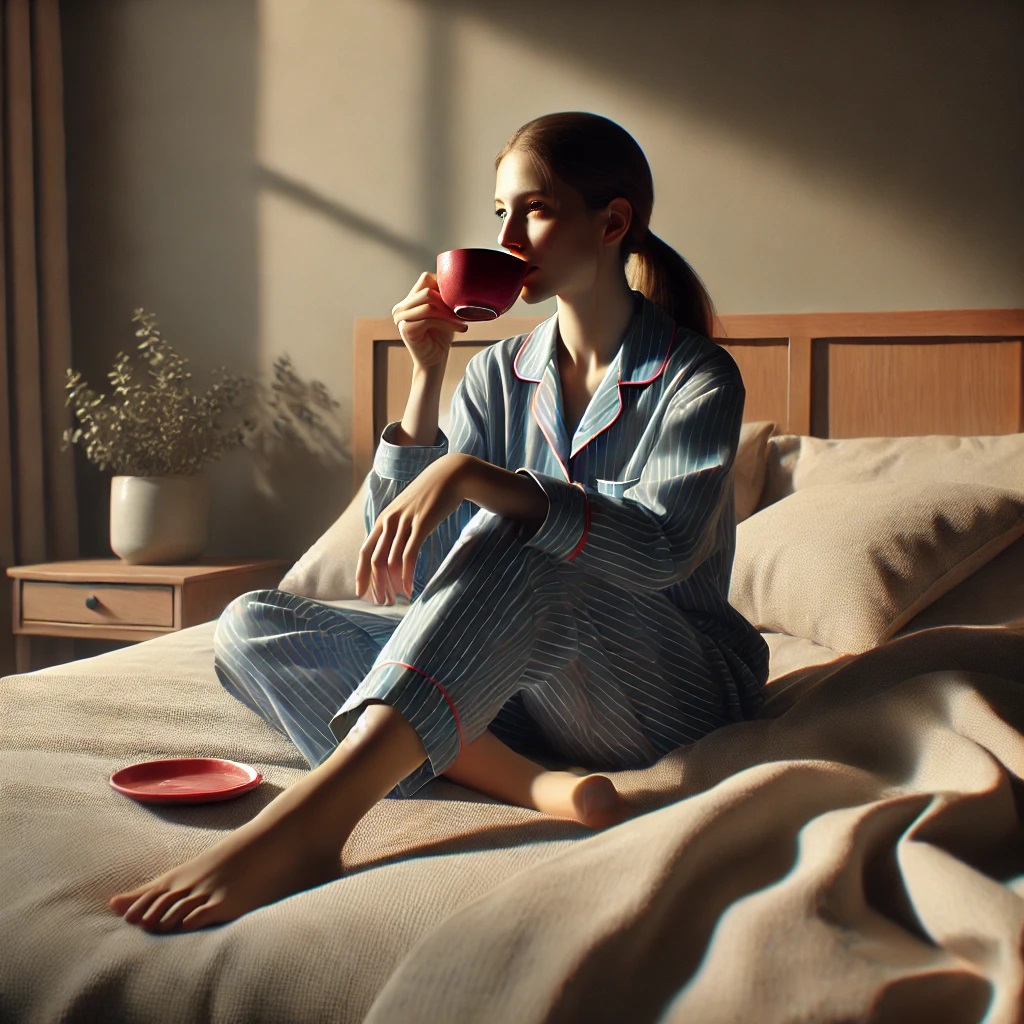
[121,887,170,925]
[139,887,196,930]
[108,891,142,914]
[179,897,228,932]
[109,879,161,914]
[110,879,225,932]
[153,891,210,933]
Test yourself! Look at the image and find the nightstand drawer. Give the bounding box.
[20,581,175,628]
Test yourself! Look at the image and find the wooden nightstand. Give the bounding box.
[6,558,289,673]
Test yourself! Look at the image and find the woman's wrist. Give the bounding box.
[411,362,447,386]
[396,364,446,446]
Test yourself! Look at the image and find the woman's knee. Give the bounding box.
[415,516,569,626]
[449,512,538,571]
[213,588,282,657]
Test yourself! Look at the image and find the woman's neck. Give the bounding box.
[555,273,635,375]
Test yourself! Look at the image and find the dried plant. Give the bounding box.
[63,308,349,480]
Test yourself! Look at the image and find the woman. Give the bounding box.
[110,112,769,932]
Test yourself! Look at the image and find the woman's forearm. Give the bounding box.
[393,364,446,447]
[460,456,548,533]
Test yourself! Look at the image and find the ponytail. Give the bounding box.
[627,232,718,339]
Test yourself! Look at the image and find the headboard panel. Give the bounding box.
[353,308,1024,485]
[715,309,1024,440]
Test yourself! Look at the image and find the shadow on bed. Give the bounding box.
[141,782,286,830]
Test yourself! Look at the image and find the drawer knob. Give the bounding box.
[85,595,100,610]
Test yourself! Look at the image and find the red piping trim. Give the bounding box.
[571,382,623,460]
[566,482,590,561]
[366,660,464,749]
[569,324,677,459]
[512,329,541,382]
[622,323,677,386]
[530,381,570,482]
[518,325,570,481]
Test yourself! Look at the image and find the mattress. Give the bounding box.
[3,613,1022,1022]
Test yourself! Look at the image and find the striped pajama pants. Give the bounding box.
[213,509,742,797]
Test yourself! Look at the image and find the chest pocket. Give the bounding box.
[595,477,641,499]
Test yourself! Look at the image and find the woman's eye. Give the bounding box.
[528,201,546,212]
[495,209,507,220]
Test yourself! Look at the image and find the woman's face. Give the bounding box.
[494,149,607,305]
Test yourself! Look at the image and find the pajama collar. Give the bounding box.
[513,292,678,465]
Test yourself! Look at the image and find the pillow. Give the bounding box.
[279,478,371,602]
[729,480,1024,654]
[895,534,1024,634]
[760,432,1024,510]
[734,421,775,523]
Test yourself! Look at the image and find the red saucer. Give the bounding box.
[109,757,262,805]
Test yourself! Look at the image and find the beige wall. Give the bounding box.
[61,0,1024,561]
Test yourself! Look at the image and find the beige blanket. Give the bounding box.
[1,623,1022,1023]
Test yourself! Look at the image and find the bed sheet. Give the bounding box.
[2,614,1022,1023]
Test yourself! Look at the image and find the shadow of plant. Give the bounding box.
[63,308,351,492]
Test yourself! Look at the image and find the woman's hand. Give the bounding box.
[391,272,468,372]
[356,453,472,604]
[355,455,548,605]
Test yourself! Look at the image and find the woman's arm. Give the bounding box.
[459,455,547,536]
[357,274,479,603]
[357,452,547,603]
[359,269,537,600]
[387,269,468,448]
[390,363,447,448]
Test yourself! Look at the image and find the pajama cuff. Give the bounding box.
[514,469,590,561]
[328,659,463,798]
[373,422,449,482]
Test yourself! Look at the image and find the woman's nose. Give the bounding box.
[497,214,523,251]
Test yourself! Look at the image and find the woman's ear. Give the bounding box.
[601,198,633,247]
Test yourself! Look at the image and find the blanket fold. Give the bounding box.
[1,625,1021,1023]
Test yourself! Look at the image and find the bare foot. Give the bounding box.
[531,771,629,829]
[108,808,340,932]
[109,704,429,933]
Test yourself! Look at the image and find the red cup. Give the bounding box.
[436,248,530,321]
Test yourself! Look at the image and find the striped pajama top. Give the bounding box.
[367,290,768,710]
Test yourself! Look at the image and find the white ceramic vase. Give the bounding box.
[109,474,210,564]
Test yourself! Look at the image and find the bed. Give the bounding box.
[2,306,1023,1024]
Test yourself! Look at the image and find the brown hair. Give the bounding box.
[495,112,718,338]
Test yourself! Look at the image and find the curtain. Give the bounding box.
[0,0,78,677]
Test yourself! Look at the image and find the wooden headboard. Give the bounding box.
[352,308,1024,485]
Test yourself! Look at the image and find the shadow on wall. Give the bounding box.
[251,1,461,278]
[59,0,1022,561]
[60,0,463,561]
[412,0,1023,268]
[61,0,266,558]
[255,166,436,267]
